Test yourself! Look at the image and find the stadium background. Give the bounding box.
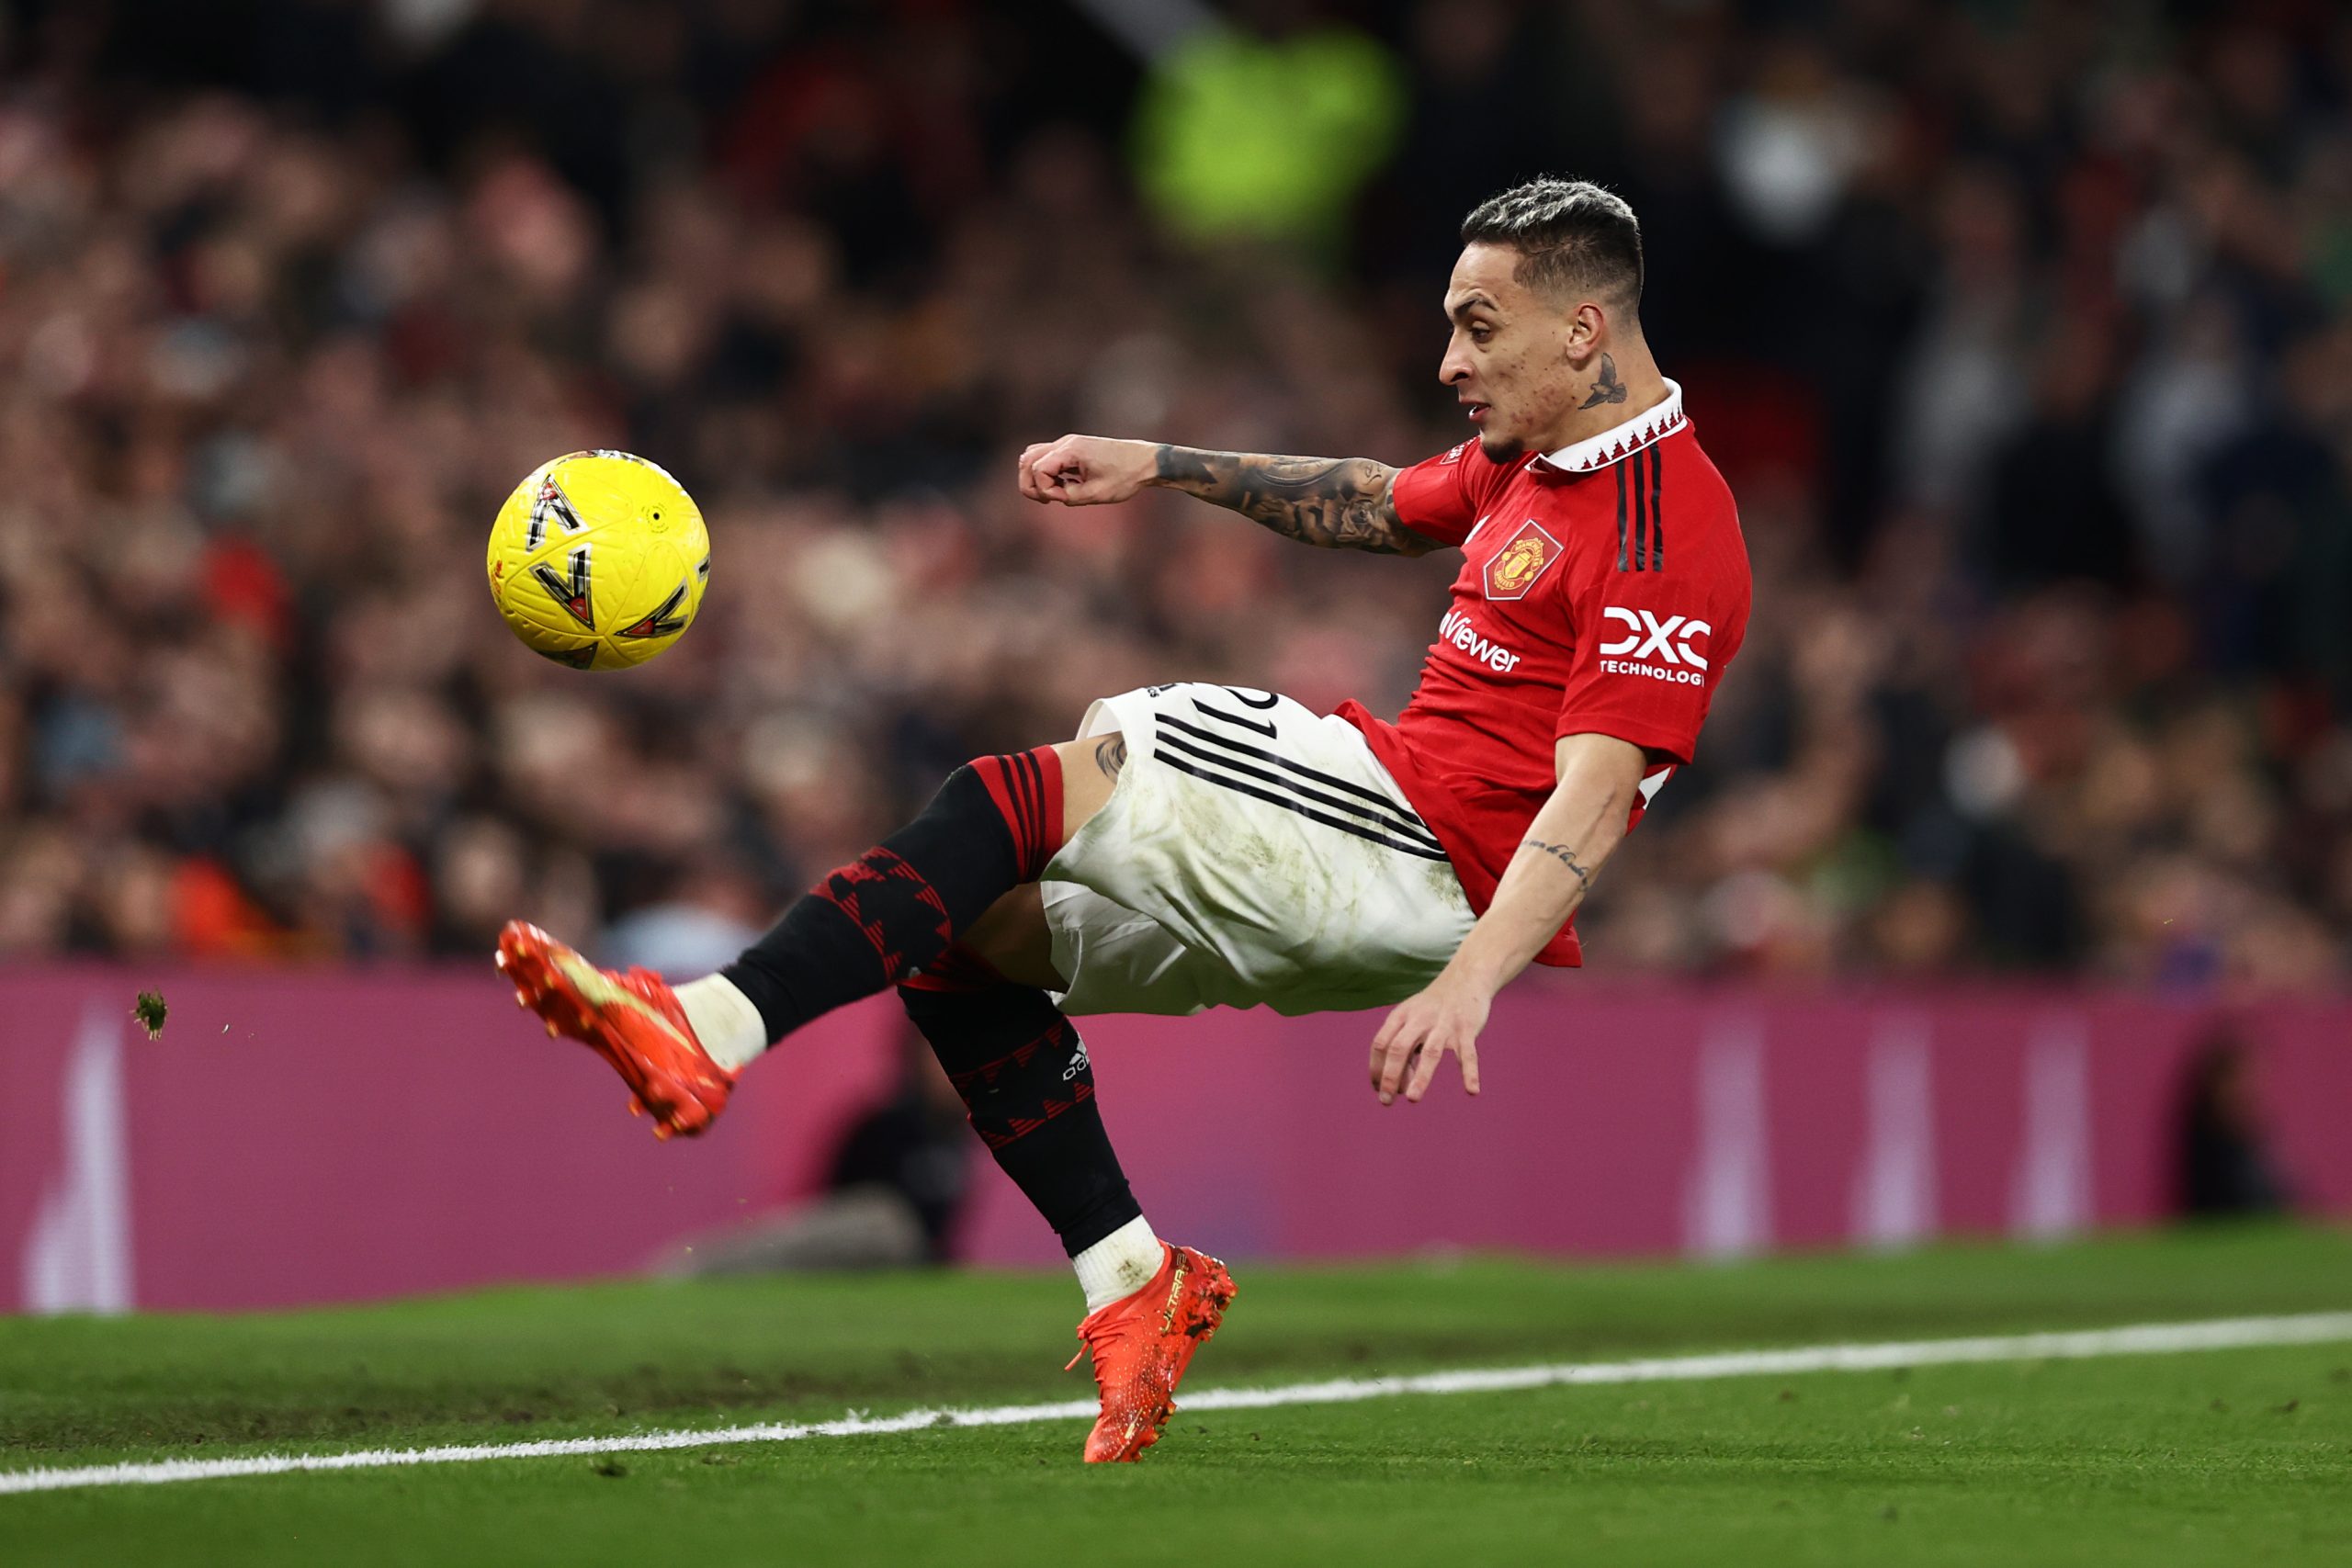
[2,0,2349,1312]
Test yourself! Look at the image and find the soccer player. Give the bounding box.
[498,178,1751,1462]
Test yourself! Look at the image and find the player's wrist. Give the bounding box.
[1436,950,1510,1002]
[1135,440,1180,490]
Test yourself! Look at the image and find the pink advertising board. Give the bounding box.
[3,967,2346,1312]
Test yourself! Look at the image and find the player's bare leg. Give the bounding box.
[952,883,1065,988]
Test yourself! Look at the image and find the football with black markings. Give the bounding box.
[486,451,710,671]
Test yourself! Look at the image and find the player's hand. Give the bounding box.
[1018,434,1157,506]
[1367,973,1489,1105]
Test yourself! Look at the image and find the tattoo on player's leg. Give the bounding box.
[1094,735,1126,780]
[1522,838,1595,890]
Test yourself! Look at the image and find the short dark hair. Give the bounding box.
[1461,178,1644,311]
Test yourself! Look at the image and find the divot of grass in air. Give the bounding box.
[130,989,167,1039]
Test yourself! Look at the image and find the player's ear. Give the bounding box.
[1561,300,1605,367]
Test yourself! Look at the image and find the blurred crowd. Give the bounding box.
[0,0,2347,991]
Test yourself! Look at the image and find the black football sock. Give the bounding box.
[899,982,1141,1257]
[720,749,1062,1044]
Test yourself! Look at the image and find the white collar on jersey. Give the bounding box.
[1532,378,1687,474]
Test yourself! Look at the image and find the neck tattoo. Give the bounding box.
[1578,353,1628,410]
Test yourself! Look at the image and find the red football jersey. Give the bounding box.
[1335,382,1750,966]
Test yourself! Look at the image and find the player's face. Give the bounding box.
[1438,243,1590,460]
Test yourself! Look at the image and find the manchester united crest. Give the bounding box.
[1484,519,1561,601]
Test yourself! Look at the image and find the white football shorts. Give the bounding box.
[1039,682,1476,1017]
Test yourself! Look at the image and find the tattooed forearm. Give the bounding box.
[1094,735,1126,780]
[1578,354,1627,410]
[1151,447,1431,555]
[1522,839,1598,892]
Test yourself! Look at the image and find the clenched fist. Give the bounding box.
[1018,434,1159,506]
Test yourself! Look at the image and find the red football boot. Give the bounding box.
[495,920,735,1139]
[1065,1243,1238,1462]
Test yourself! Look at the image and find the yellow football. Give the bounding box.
[486,451,710,671]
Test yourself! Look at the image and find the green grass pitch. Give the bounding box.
[4,1226,2348,1566]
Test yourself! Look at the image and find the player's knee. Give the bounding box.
[958,886,1066,991]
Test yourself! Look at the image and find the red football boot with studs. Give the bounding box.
[1066,1243,1238,1462]
[495,919,734,1139]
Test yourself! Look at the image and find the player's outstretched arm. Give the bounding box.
[1018,434,1433,556]
[1369,732,1650,1105]
[1149,446,1432,555]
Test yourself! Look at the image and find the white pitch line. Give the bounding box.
[6,1310,2348,1497]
